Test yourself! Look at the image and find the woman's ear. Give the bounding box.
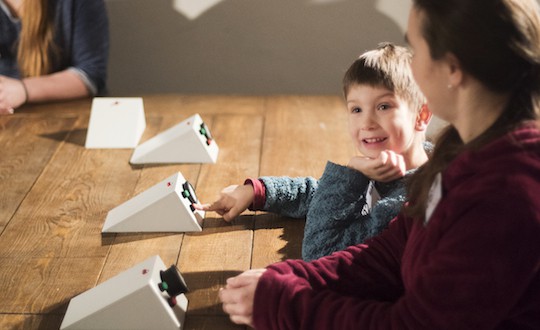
[416,104,433,131]
[445,52,463,88]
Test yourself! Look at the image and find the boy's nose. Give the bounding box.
[361,116,377,130]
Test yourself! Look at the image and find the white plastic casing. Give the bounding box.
[85,97,146,149]
[130,113,218,164]
[60,255,188,330]
[102,172,204,233]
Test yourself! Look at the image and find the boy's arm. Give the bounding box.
[258,176,319,218]
[197,174,320,221]
[259,160,369,219]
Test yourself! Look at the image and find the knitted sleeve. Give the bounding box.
[259,176,319,219]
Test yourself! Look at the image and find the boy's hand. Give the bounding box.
[194,184,255,222]
[348,150,406,182]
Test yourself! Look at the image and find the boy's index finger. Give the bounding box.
[193,203,211,211]
[196,201,225,212]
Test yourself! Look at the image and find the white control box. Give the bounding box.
[102,172,203,233]
[85,97,146,149]
[60,255,188,330]
[130,113,218,164]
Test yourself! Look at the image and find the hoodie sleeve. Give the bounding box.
[253,213,411,330]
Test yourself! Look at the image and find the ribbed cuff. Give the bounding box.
[244,178,266,211]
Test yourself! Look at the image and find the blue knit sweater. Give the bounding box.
[261,161,412,261]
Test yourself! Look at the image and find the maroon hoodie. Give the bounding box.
[253,123,540,330]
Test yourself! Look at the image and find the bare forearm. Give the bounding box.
[23,70,89,103]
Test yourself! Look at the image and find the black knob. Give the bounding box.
[159,265,189,298]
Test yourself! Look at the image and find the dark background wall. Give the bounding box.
[105,0,411,95]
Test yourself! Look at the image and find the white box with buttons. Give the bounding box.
[102,172,203,233]
[130,113,218,164]
[85,97,146,149]
[60,255,188,330]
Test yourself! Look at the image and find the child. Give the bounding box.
[198,42,432,261]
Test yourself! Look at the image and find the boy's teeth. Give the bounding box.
[365,138,385,143]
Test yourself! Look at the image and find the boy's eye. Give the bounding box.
[378,103,392,111]
[350,107,361,113]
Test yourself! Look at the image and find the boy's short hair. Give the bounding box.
[343,42,425,113]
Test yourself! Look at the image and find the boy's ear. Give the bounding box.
[415,104,432,131]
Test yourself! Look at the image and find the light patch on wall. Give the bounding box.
[172,0,411,26]
[308,0,410,32]
[172,0,224,20]
[307,0,348,4]
[375,0,411,32]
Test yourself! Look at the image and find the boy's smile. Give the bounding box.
[363,137,388,144]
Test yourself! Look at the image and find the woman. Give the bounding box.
[0,0,108,114]
[218,0,540,329]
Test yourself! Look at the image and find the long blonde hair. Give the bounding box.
[17,0,56,77]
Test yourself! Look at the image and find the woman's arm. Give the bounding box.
[252,184,540,329]
[0,66,88,114]
[219,212,410,328]
[23,69,88,103]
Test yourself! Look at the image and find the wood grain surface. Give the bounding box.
[0,94,352,330]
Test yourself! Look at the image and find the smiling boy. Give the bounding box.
[198,42,432,261]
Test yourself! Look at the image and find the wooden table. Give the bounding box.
[0,95,354,329]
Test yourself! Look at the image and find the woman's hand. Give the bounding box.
[0,75,27,114]
[348,150,406,182]
[219,269,266,327]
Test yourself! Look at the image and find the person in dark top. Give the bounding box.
[0,0,109,114]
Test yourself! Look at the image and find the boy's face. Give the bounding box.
[346,84,420,160]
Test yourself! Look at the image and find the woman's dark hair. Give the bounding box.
[405,0,540,219]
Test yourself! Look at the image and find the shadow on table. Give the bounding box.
[40,128,87,147]
[98,214,254,246]
[100,213,303,261]
[196,213,304,261]
[27,269,247,329]
[28,301,68,330]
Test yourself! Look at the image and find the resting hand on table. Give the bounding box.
[194,184,255,222]
[219,268,266,327]
[0,75,27,115]
[348,150,406,182]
